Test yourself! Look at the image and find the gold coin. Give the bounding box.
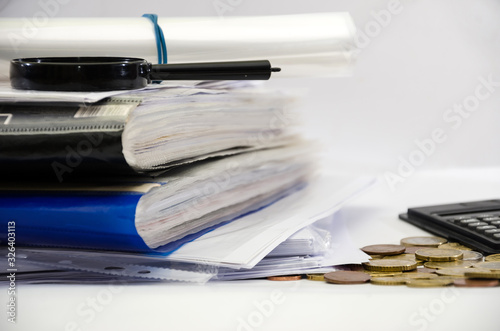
[401,236,447,247]
[399,272,438,279]
[415,248,463,262]
[438,242,472,251]
[370,276,407,285]
[324,271,371,284]
[464,269,500,279]
[473,261,500,272]
[406,278,454,288]
[361,244,406,256]
[267,275,302,281]
[417,267,437,274]
[424,260,476,269]
[485,254,500,262]
[362,260,417,272]
[363,270,403,277]
[461,251,483,262]
[306,274,324,281]
[382,254,425,266]
[435,267,470,278]
[382,253,417,261]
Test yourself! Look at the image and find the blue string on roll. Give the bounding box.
[142,14,168,64]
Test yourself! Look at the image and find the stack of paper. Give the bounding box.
[0,81,298,178]
[1,174,373,283]
[0,78,318,255]
[0,12,364,284]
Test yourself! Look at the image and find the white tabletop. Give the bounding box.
[2,167,500,331]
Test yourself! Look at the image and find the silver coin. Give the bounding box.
[462,251,483,262]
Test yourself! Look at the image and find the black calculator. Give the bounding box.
[399,199,500,254]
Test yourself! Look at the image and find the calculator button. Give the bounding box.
[476,225,497,232]
[467,222,488,228]
[481,216,500,222]
[446,218,464,224]
[459,219,480,225]
[451,216,476,221]
[494,233,500,240]
[476,214,494,218]
[485,229,500,236]
[490,220,500,226]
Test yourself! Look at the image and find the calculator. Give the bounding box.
[399,199,500,254]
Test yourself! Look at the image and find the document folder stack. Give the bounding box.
[0,12,364,283]
[0,80,315,255]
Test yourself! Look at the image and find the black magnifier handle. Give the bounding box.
[148,60,281,81]
[10,57,282,92]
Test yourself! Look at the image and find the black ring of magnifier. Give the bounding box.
[10,57,151,92]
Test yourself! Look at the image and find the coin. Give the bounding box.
[461,251,483,262]
[424,261,476,269]
[473,261,500,272]
[361,244,406,256]
[306,274,324,281]
[485,254,500,262]
[454,278,499,287]
[335,264,365,272]
[417,267,437,274]
[464,269,500,279]
[415,248,463,262]
[438,242,472,251]
[399,272,438,279]
[362,260,417,272]
[381,254,425,266]
[404,246,421,254]
[401,236,447,247]
[370,276,407,285]
[382,253,418,261]
[435,267,470,277]
[324,271,371,284]
[363,270,403,277]
[267,275,302,281]
[406,278,454,288]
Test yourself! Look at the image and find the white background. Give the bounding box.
[2,0,500,176]
[0,0,500,331]
[1,2,500,331]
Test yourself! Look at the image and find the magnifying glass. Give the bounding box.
[10,57,281,92]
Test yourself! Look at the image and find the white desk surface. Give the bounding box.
[2,167,500,331]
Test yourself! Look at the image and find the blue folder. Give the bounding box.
[0,183,298,255]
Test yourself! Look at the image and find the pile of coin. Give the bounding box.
[268,236,500,287]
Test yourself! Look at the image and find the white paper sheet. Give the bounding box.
[214,213,371,280]
[0,80,258,103]
[165,174,375,269]
[0,80,189,103]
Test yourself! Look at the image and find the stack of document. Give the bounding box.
[0,81,298,179]
[0,12,364,283]
[0,81,314,254]
[0,81,375,283]
[1,174,373,283]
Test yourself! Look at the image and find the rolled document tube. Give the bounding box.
[0,12,356,79]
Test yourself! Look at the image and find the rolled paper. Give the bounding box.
[0,12,356,80]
